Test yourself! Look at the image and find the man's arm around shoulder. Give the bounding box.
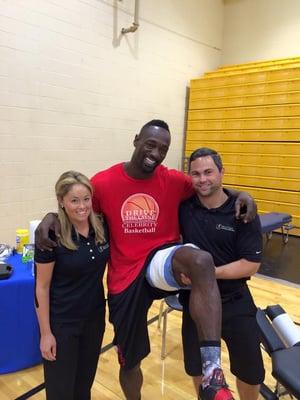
[35,213,60,251]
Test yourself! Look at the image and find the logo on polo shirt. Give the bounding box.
[121,193,159,234]
[97,242,109,253]
[216,224,235,232]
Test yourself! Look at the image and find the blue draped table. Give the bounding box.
[0,254,42,374]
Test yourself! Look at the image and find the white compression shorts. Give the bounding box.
[145,243,199,291]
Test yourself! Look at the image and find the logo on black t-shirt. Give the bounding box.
[216,224,235,232]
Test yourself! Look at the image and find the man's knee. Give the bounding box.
[176,247,214,269]
[190,250,215,279]
[172,247,215,286]
[194,250,214,268]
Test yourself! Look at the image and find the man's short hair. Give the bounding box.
[141,119,170,133]
[189,147,223,172]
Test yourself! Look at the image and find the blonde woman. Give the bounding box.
[34,171,109,400]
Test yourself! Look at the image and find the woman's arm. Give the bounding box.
[35,261,57,361]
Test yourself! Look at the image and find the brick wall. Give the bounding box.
[0,0,223,244]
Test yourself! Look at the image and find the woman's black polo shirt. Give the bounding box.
[35,227,109,322]
[179,190,262,296]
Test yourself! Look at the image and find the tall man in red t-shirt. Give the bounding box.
[37,120,255,400]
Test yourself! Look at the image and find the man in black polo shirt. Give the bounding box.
[179,148,265,400]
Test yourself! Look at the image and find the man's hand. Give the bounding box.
[235,192,257,223]
[180,272,191,286]
[35,213,61,251]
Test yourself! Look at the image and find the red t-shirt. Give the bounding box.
[91,163,193,294]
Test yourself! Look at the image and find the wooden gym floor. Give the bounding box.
[0,234,299,399]
[259,233,300,285]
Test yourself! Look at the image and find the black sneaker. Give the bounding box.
[199,368,234,400]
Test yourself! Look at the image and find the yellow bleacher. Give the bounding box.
[187,117,300,130]
[227,186,300,205]
[190,92,300,109]
[190,78,300,99]
[223,174,298,196]
[219,153,300,168]
[216,56,300,72]
[191,66,300,88]
[185,141,300,156]
[185,56,300,236]
[188,104,300,119]
[185,130,300,142]
[205,60,300,77]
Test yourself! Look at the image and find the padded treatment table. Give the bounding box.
[0,254,42,374]
[259,212,293,243]
[257,308,300,399]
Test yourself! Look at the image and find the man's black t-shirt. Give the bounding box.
[179,190,262,296]
[35,226,109,322]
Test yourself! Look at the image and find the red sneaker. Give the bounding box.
[199,368,234,400]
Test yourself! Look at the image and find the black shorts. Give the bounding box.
[108,257,178,370]
[181,285,265,385]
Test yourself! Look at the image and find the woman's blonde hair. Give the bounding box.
[55,170,105,250]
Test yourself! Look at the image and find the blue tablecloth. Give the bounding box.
[0,254,42,374]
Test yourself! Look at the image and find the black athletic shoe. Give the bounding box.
[199,368,234,400]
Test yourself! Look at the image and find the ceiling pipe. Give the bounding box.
[121,0,139,34]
